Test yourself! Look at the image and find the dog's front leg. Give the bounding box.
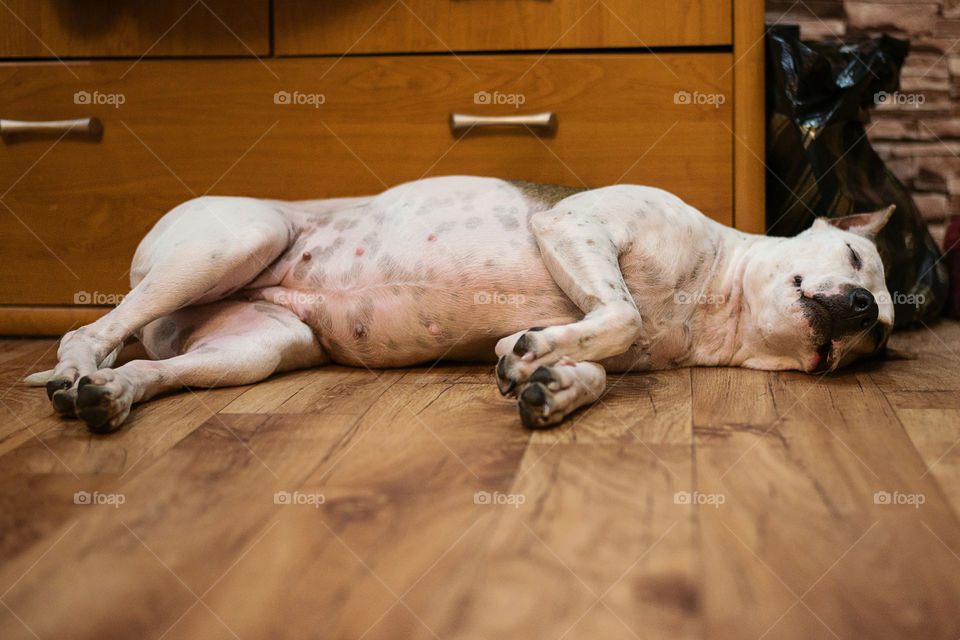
[496,199,641,391]
[495,197,642,426]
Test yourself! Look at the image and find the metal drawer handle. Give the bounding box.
[1,117,103,142]
[449,112,556,134]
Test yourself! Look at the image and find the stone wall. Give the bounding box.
[766,0,957,244]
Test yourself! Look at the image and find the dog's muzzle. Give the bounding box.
[802,285,881,372]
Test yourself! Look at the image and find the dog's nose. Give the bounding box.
[850,288,874,314]
[843,287,878,332]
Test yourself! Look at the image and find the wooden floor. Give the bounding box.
[2,322,960,639]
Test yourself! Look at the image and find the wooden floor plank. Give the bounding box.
[694,367,960,640]
[164,382,530,639]
[434,367,698,639]
[0,411,361,640]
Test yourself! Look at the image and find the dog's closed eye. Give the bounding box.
[846,243,862,271]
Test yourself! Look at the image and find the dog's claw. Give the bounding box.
[518,382,555,429]
[51,389,78,418]
[45,378,71,400]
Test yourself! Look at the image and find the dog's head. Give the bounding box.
[740,206,895,373]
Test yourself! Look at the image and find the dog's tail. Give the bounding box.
[24,369,54,386]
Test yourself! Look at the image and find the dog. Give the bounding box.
[26,176,895,431]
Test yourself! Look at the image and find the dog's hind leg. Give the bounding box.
[73,300,326,433]
[496,197,642,397]
[41,197,293,414]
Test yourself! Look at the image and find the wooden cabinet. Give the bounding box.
[0,1,765,335]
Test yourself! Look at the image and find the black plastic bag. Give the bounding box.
[765,25,948,326]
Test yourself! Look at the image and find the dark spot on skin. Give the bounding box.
[362,231,380,258]
[586,239,595,246]
[466,217,483,229]
[310,214,332,227]
[154,320,177,342]
[334,218,359,232]
[506,180,587,209]
[436,220,456,234]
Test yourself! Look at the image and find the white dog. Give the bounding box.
[27,176,894,431]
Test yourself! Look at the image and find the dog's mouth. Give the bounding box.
[797,289,834,373]
[811,340,833,373]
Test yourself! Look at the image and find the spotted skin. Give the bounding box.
[27,177,895,431]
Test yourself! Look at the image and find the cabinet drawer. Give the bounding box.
[274,0,732,55]
[0,0,269,58]
[0,54,731,306]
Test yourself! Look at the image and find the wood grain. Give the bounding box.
[273,0,732,55]
[0,54,733,310]
[0,0,269,57]
[1,321,960,638]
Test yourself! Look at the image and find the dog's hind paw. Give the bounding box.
[75,372,134,434]
[514,360,606,429]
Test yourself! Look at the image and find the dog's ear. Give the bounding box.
[811,205,895,239]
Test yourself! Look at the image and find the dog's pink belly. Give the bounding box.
[254,216,581,367]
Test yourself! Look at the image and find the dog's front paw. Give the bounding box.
[515,361,605,429]
[75,372,134,434]
[495,327,564,396]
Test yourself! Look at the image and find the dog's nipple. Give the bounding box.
[354,323,366,337]
[428,323,440,336]
[302,251,311,261]
[427,234,437,242]
[356,247,365,257]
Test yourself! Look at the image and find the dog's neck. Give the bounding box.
[685,228,788,368]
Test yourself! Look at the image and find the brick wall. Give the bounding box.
[766,0,957,244]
